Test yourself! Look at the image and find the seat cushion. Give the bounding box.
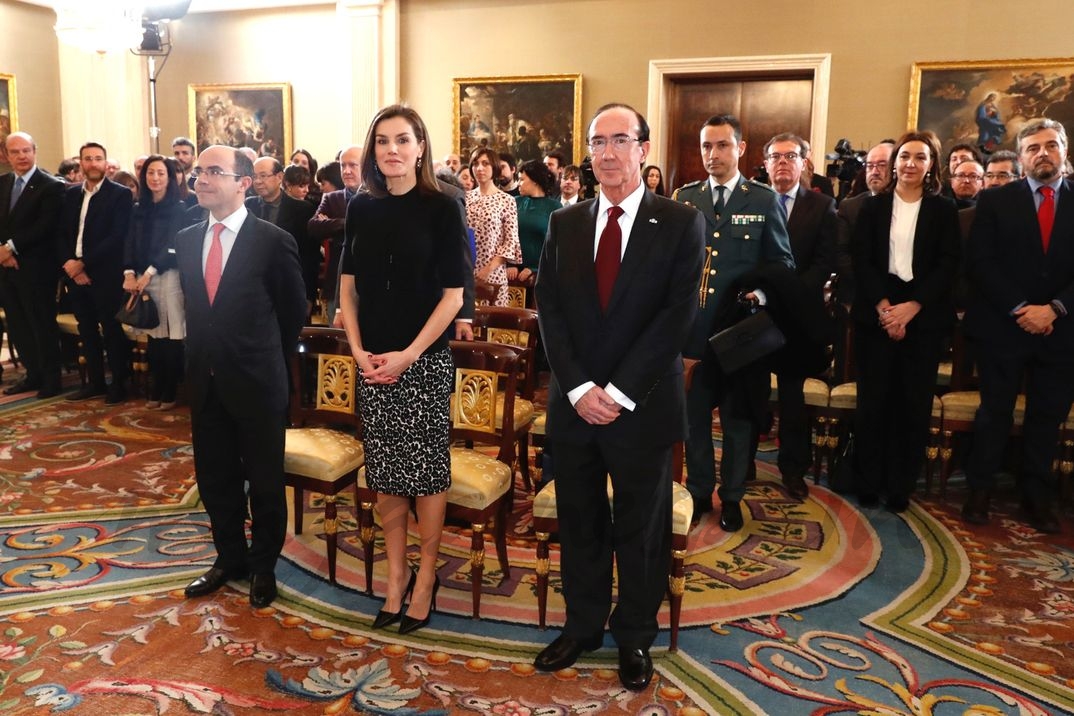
[941,391,1025,424]
[531,411,546,436]
[829,382,857,410]
[534,477,693,537]
[448,447,512,510]
[284,428,365,482]
[931,394,943,419]
[803,378,830,408]
[56,313,79,336]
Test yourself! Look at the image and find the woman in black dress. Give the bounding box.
[339,105,467,634]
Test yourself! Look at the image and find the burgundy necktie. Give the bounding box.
[205,223,225,305]
[595,205,624,310]
[1038,185,1055,253]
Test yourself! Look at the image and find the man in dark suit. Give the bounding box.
[533,103,704,691]
[57,142,134,403]
[247,157,317,314]
[177,145,306,607]
[756,132,836,499]
[309,145,361,324]
[835,142,894,308]
[0,132,65,398]
[963,118,1074,534]
[673,114,795,532]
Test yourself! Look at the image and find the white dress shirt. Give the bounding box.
[202,205,248,276]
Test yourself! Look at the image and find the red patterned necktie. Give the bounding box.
[595,205,624,310]
[205,223,225,305]
[1038,185,1055,253]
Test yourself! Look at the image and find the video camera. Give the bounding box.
[825,138,866,183]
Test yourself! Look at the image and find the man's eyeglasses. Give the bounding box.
[587,135,641,152]
[984,172,1016,180]
[864,162,889,171]
[765,151,800,163]
[253,173,279,181]
[191,167,242,180]
[953,174,983,182]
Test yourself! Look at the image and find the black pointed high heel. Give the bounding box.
[372,570,416,629]
[398,575,439,635]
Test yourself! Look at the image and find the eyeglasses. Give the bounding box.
[191,167,242,180]
[765,151,801,163]
[252,173,280,181]
[587,135,641,152]
[953,174,983,182]
[984,172,1016,180]
[864,162,889,171]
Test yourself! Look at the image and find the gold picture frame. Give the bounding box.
[908,58,1074,153]
[0,72,17,170]
[453,74,583,166]
[188,82,292,162]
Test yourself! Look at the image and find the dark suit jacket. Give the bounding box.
[834,191,869,305]
[786,185,837,295]
[247,192,317,284]
[535,190,705,448]
[436,179,475,321]
[56,179,134,284]
[850,192,960,332]
[307,189,347,241]
[0,168,65,265]
[176,212,307,417]
[964,178,1074,355]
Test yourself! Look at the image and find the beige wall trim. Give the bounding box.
[338,0,399,139]
[647,54,831,168]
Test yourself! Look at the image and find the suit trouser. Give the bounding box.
[550,437,672,650]
[0,262,61,387]
[191,377,287,574]
[67,280,130,387]
[773,373,811,479]
[854,323,943,499]
[966,340,1074,506]
[685,359,765,504]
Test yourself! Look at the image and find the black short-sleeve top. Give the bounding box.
[341,186,467,355]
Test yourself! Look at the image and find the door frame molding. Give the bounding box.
[646,53,831,169]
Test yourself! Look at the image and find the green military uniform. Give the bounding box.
[673,174,794,513]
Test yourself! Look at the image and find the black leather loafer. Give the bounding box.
[4,379,39,396]
[719,500,744,532]
[618,647,653,691]
[781,473,809,501]
[961,490,990,526]
[249,572,278,608]
[691,495,713,525]
[534,633,603,672]
[184,567,244,598]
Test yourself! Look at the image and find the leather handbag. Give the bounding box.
[116,291,160,329]
[708,309,785,374]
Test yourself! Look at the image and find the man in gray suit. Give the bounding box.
[674,114,794,532]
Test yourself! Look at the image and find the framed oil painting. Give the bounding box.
[188,82,292,162]
[0,73,17,171]
[908,58,1074,154]
[453,74,582,166]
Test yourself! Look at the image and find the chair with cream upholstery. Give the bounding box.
[532,359,697,652]
[769,373,832,483]
[473,306,540,490]
[283,327,372,591]
[446,340,520,618]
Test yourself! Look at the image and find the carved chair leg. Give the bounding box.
[940,430,954,500]
[324,494,338,585]
[535,530,550,630]
[293,487,305,534]
[470,521,486,619]
[359,499,375,596]
[668,547,686,653]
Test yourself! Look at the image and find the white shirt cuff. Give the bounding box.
[567,381,596,406]
[604,382,636,412]
[753,288,768,306]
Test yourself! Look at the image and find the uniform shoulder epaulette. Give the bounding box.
[747,179,775,192]
[672,180,704,200]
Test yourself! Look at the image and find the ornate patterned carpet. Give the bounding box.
[0,389,1070,714]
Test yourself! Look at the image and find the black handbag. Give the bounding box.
[116,291,160,329]
[708,309,786,374]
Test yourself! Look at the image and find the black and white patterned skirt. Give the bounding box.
[358,348,453,497]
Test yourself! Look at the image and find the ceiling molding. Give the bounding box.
[16,0,334,15]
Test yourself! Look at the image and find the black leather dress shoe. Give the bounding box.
[885,494,911,513]
[184,567,244,598]
[961,490,990,525]
[534,633,602,672]
[249,572,278,608]
[782,473,809,500]
[1023,500,1061,534]
[857,492,880,509]
[36,383,61,399]
[691,495,713,525]
[719,500,743,532]
[66,384,107,402]
[618,647,654,691]
[4,378,39,395]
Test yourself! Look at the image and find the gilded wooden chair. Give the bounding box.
[283,327,373,592]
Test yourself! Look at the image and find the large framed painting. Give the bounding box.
[188,82,292,162]
[908,58,1074,154]
[453,74,583,166]
[0,73,17,171]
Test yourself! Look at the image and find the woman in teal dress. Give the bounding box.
[509,159,561,286]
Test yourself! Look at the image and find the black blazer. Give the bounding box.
[786,185,837,295]
[175,213,307,417]
[964,178,1074,355]
[0,169,65,263]
[850,192,960,332]
[834,191,869,305]
[57,179,134,283]
[247,192,316,258]
[535,190,705,447]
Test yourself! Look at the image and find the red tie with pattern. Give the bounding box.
[205,223,225,305]
[595,205,624,310]
[1039,185,1055,253]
